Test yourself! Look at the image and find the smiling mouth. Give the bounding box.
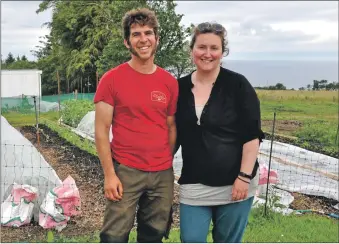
[139,46,150,51]
[201,59,213,63]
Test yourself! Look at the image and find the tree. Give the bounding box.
[5,52,15,65]
[275,83,286,90]
[96,0,192,75]
[325,81,339,90]
[148,1,191,69]
[5,60,37,70]
[318,79,328,90]
[166,41,194,79]
[36,0,148,93]
[35,0,192,94]
[1,52,37,70]
[313,80,319,90]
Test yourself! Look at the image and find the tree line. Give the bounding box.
[1,0,194,95]
[255,80,338,91]
[302,80,339,91]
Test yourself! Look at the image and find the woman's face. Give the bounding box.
[192,33,223,72]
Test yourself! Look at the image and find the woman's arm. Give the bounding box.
[240,138,260,176]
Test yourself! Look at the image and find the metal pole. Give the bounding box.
[57,71,61,121]
[264,111,276,216]
[81,76,83,98]
[33,96,40,145]
[335,123,339,146]
[87,76,90,93]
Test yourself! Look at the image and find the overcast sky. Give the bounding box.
[1,1,338,61]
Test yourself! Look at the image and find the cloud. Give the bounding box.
[176,1,338,24]
[1,1,338,61]
[1,1,51,60]
[175,1,338,60]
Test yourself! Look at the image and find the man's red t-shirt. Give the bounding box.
[94,62,178,171]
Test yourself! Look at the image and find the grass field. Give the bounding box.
[258,90,338,122]
[45,208,339,243]
[257,90,338,154]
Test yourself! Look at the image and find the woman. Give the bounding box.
[175,22,264,243]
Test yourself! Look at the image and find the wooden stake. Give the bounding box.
[81,76,83,96]
[67,78,69,94]
[57,71,61,122]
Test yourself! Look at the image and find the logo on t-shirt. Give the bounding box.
[151,91,167,103]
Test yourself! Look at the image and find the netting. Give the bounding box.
[72,111,339,213]
[1,96,59,113]
[1,116,62,222]
[41,93,95,103]
[1,93,94,114]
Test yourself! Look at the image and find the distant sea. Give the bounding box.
[221,60,338,89]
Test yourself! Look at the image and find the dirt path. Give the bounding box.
[0,125,180,243]
[261,119,302,135]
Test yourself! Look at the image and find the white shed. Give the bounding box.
[1,69,42,98]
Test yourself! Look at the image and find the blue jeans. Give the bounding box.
[180,197,254,243]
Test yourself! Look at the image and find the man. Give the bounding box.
[94,8,178,243]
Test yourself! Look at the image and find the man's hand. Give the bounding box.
[231,177,250,201]
[104,174,123,201]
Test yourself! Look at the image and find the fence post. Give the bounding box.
[56,71,61,123]
[335,123,339,146]
[264,111,276,216]
[32,96,40,146]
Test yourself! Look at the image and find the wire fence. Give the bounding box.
[1,112,338,232]
[0,93,95,114]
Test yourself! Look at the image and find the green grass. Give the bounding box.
[1,111,59,127]
[258,90,338,155]
[2,110,97,155]
[258,90,338,122]
[44,208,339,243]
[243,208,339,243]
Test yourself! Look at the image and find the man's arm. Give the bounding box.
[167,115,177,155]
[95,101,123,201]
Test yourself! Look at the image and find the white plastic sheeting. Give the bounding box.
[37,101,59,112]
[72,111,112,141]
[71,111,339,203]
[1,116,62,221]
[1,70,42,97]
[258,140,338,201]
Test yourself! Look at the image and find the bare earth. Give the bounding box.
[261,119,302,134]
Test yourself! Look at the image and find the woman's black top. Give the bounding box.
[175,67,265,186]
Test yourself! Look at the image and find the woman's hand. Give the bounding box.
[232,176,250,201]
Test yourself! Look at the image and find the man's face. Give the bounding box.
[124,23,159,61]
